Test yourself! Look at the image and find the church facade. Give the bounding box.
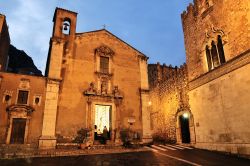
[39,8,152,149]
[0,8,152,149]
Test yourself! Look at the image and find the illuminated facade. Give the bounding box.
[182,0,250,157]
[0,8,152,149]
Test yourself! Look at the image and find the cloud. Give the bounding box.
[1,0,193,73]
[3,0,59,73]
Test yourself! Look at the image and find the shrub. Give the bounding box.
[73,128,91,143]
[120,128,132,147]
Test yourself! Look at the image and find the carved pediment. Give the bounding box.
[84,83,123,100]
[95,45,115,57]
[6,104,35,116]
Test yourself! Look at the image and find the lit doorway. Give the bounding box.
[10,118,26,144]
[179,114,191,143]
[94,105,111,140]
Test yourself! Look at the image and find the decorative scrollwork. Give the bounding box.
[6,104,35,116]
[95,45,115,57]
[84,82,97,96]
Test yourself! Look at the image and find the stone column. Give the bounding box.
[86,98,94,142]
[114,100,121,144]
[39,79,60,149]
[141,90,153,143]
[139,56,152,143]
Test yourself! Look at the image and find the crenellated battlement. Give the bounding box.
[148,62,187,89]
[181,0,215,22]
[181,1,197,22]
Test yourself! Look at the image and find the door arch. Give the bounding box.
[176,109,195,144]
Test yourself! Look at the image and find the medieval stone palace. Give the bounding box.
[0,0,249,158]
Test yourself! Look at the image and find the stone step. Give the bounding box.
[56,143,80,149]
[56,142,121,150]
[0,144,36,151]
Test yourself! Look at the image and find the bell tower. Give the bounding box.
[39,8,77,149]
[45,8,77,78]
[52,8,77,39]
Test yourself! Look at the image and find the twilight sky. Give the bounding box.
[0,0,193,73]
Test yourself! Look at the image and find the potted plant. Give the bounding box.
[73,128,91,149]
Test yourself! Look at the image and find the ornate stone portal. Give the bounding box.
[84,82,123,143]
[6,105,34,144]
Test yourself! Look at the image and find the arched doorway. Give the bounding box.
[179,113,190,143]
[176,110,195,144]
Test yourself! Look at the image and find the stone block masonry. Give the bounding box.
[148,63,190,143]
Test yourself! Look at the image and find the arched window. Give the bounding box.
[211,41,220,68]
[205,36,226,71]
[206,46,212,70]
[62,18,71,35]
[217,35,226,64]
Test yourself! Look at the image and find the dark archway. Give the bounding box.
[179,114,191,143]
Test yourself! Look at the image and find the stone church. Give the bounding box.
[0,8,152,149]
[0,0,249,158]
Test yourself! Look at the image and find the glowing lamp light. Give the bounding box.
[183,113,189,119]
[148,101,152,106]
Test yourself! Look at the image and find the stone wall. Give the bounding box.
[148,63,189,143]
[0,72,46,146]
[182,0,250,157]
[182,0,249,81]
[189,57,250,156]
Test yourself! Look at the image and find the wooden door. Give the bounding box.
[10,118,26,144]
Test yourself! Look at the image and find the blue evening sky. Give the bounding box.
[0,0,192,73]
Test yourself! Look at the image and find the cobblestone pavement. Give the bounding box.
[0,145,250,166]
[0,151,189,166]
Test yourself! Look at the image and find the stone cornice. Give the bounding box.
[189,49,250,91]
[6,104,35,114]
[50,37,66,44]
[46,77,62,84]
[138,54,149,61]
[95,71,113,79]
